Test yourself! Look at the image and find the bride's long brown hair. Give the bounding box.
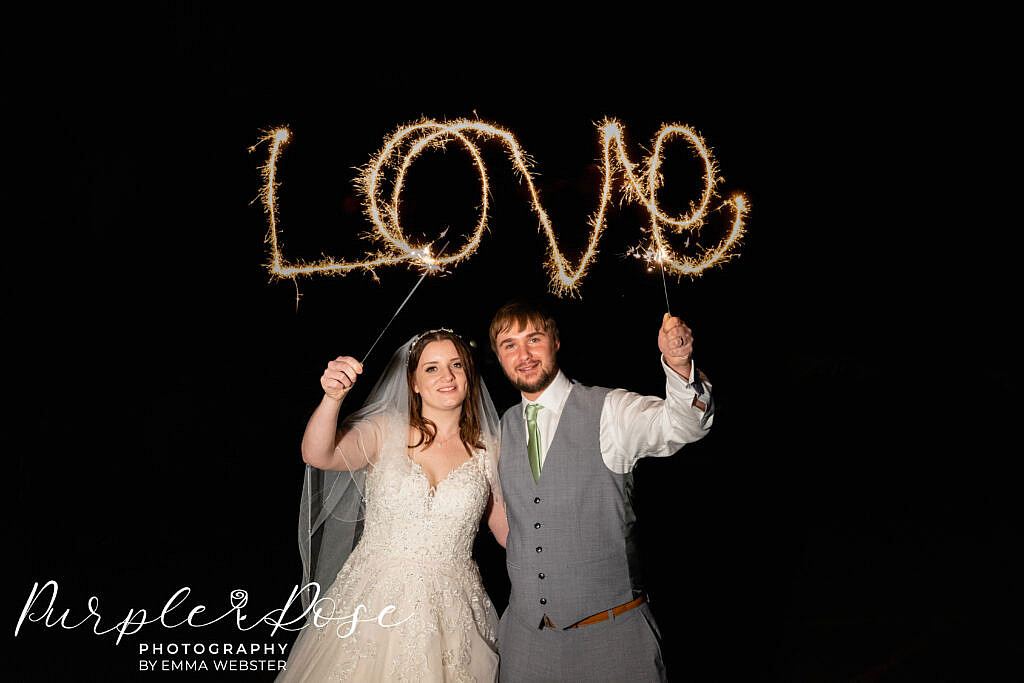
[406,331,486,453]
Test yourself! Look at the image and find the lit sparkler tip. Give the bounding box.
[274,129,290,143]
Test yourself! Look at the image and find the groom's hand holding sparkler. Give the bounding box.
[321,356,363,401]
[659,313,694,379]
[658,313,708,412]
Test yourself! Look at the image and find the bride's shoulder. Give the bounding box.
[350,409,404,430]
[341,411,408,450]
[375,411,412,449]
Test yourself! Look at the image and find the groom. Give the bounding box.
[489,300,713,682]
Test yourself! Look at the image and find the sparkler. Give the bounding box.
[359,238,448,366]
[658,251,672,316]
[254,119,749,297]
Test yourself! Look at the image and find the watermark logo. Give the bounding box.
[15,579,412,645]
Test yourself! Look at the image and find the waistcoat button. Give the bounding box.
[534,522,542,529]
[534,497,541,504]
[536,546,543,553]
[539,598,547,605]
[538,573,545,579]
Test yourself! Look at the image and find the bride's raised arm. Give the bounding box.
[301,355,381,471]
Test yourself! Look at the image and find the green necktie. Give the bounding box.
[525,403,543,483]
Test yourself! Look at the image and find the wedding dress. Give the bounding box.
[278,369,502,683]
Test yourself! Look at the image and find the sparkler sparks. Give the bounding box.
[254,119,749,297]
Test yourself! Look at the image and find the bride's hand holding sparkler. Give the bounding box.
[303,356,365,469]
[321,356,363,402]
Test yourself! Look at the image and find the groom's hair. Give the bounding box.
[489,300,559,353]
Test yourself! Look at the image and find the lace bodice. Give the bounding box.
[354,439,492,566]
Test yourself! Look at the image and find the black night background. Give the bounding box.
[8,6,1015,681]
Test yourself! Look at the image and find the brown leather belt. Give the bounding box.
[541,595,645,630]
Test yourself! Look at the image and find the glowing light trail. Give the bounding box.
[254,119,749,297]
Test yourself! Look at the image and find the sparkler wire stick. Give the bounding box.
[359,240,450,366]
[660,256,672,316]
[359,271,427,366]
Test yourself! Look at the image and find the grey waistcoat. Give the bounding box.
[499,382,644,628]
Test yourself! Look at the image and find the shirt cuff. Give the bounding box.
[660,354,696,387]
[660,354,708,404]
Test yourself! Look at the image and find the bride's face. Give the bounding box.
[412,340,469,412]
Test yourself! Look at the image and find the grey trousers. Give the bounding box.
[497,604,666,682]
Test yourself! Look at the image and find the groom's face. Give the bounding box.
[495,322,560,399]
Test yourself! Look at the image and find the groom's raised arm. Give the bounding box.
[598,315,714,474]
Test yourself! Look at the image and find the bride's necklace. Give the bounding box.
[409,429,461,459]
[432,429,462,448]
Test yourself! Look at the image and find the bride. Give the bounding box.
[278,329,507,682]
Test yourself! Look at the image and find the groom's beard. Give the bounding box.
[508,363,558,396]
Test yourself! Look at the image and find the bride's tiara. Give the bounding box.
[411,327,459,348]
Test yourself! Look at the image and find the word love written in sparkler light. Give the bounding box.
[253,119,749,297]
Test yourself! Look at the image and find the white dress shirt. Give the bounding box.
[519,357,713,474]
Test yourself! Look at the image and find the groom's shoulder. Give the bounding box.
[568,380,614,400]
[574,384,613,416]
[569,379,612,392]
